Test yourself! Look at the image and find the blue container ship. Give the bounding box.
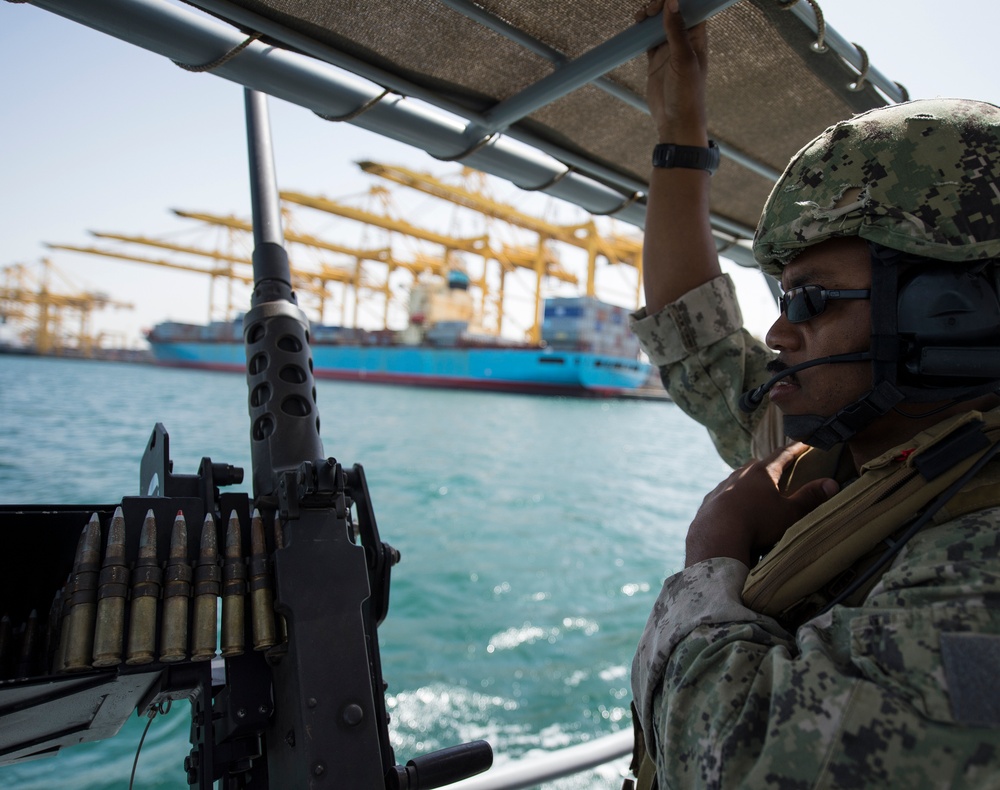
[146,293,655,397]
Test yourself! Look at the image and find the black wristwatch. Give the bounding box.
[652,141,720,174]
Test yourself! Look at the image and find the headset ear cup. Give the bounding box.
[896,265,1000,384]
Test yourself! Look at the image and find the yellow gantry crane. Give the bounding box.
[49,222,368,326]
[281,187,579,342]
[358,160,643,304]
[47,237,249,324]
[280,190,490,256]
[0,258,132,356]
[281,188,497,331]
[33,163,641,348]
[488,243,564,337]
[170,210,390,326]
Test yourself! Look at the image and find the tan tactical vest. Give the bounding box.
[745,410,1000,623]
[625,409,1000,790]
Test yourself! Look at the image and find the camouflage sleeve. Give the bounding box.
[630,275,782,468]
[631,509,1000,789]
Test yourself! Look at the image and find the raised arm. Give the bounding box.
[636,0,721,314]
[628,1,782,467]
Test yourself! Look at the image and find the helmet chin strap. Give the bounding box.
[781,243,907,451]
[783,381,906,451]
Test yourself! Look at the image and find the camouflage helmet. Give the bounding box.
[753,98,1000,276]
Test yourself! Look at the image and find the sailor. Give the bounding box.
[628,1,1000,787]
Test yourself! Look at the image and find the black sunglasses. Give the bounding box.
[779,285,871,323]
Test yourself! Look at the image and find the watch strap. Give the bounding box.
[652,141,720,174]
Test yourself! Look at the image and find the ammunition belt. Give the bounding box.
[131,560,163,598]
[193,560,221,597]
[162,562,193,598]
[222,558,247,596]
[97,564,130,599]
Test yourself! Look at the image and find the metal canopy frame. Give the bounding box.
[182,0,776,220]
[25,0,750,266]
[22,0,905,269]
[446,0,784,185]
[787,1,905,102]
[436,0,649,114]
[473,1,741,132]
[185,0,783,227]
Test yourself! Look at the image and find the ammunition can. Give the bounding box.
[16,610,39,679]
[0,615,11,680]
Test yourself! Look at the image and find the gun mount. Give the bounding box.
[0,88,492,789]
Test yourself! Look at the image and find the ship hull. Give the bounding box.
[148,341,652,397]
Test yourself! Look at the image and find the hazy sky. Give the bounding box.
[3,1,999,347]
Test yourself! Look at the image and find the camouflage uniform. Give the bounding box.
[629,277,782,468]
[631,98,1000,462]
[629,99,1000,788]
[631,497,1000,789]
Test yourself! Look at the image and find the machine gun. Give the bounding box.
[0,89,492,789]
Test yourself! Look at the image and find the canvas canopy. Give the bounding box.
[28,0,903,265]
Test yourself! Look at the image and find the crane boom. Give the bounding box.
[359,162,643,261]
[359,161,582,243]
[0,258,132,355]
[280,190,489,254]
[172,209,393,263]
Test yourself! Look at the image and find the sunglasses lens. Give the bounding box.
[783,286,827,323]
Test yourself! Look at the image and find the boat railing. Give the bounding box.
[448,729,633,790]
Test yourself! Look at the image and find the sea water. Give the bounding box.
[0,356,731,789]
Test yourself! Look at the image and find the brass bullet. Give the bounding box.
[16,610,39,679]
[250,509,276,651]
[63,513,102,672]
[220,511,246,658]
[125,510,162,666]
[191,514,220,661]
[159,510,192,663]
[92,507,129,667]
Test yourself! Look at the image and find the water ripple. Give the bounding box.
[0,358,732,789]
